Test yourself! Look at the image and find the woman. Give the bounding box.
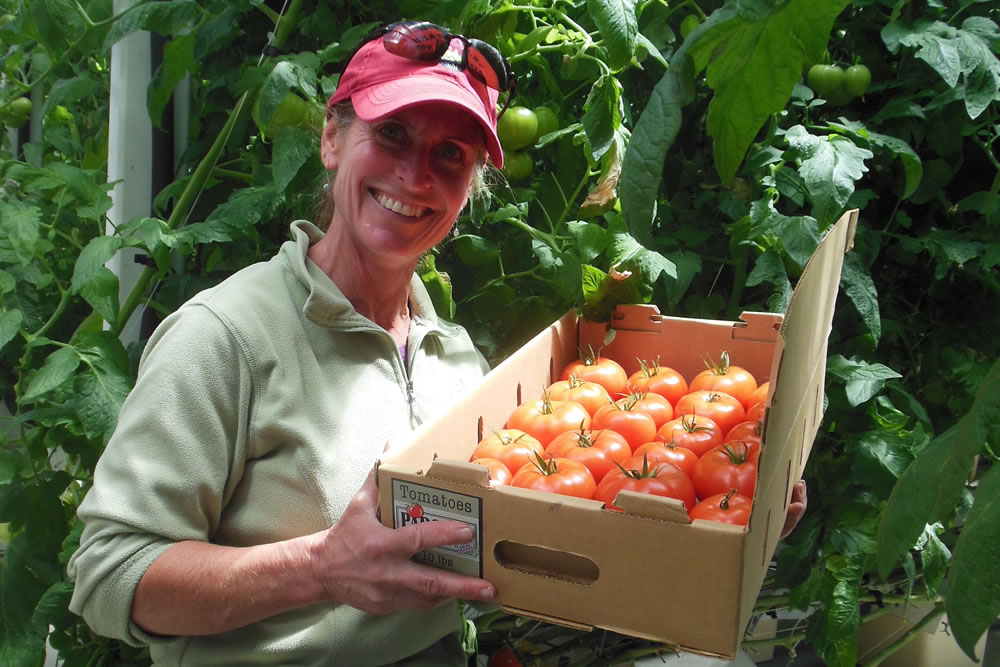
[69,22,513,666]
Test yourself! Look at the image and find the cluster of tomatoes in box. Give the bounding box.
[469,350,767,526]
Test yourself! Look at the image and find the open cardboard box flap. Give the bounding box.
[377,210,857,658]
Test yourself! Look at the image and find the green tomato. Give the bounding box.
[497,106,537,151]
[532,106,559,142]
[680,14,700,39]
[1,96,32,128]
[806,64,846,96]
[844,64,872,97]
[0,14,15,27]
[502,150,533,182]
[253,91,323,139]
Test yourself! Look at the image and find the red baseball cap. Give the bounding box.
[328,38,504,168]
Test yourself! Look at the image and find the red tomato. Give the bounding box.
[546,376,613,417]
[470,457,513,487]
[657,413,724,458]
[689,489,753,526]
[744,400,766,425]
[559,347,628,397]
[724,419,763,450]
[626,359,688,406]
[747,381,769,412]
[511,454,596,499]
[674,390,746,435]
[506,395,591,447]
[616,391,673,429]
[689,352,758,409]
[487,647,522,667]
[545,427,632,482]
[591,401,657,452]
[594,454,696,512]
[631,439,698,478]
[471,429,544,476]
[692,442,759,501]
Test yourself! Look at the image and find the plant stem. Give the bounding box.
[272,0,304,51]
[113,91,251,336]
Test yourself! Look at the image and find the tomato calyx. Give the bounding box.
[679,412,714,433]
[492,428,531,446]
[613,452,664,480]
[636,356,664,378]
[575,344,604,366]
[526,451,561,476]
[719,441,755,464]
[702,351,733,376]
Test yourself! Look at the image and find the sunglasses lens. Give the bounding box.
[383,23,450,60]
[467,41,512,91]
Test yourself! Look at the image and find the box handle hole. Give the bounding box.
[494,541,599,585]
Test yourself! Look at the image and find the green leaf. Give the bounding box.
[0,310,23,352]
[582,74,623,162]
[826,355,901,406]
[564,222,611,262]
[0,201,42,265]
[947,464,1000,660]
[71,235,123,294]
[31,0,84,51]
[690,0,851,184]
[0,536,50,666]
[148,33,197,128]
[745,248,787,288]
[272,126,316,191]
[103,0,201,48]
[531,241,581,302]
[606,229,676,283]
[22,347,79,402]
[877,359,1000,578]
[40,76,103,117]
[452,235,499,267]
[840,253,881,346]
[581,264,643,321]
[257,60,319,129]
[30,580,74,628]
[587,0,638,71]
[919,524,950,596]
[73,358,132,444]
[921,228,985,280]
[79,267,120,325]
[826,120,923,199]
[417,254,455,320]
[786,125,872,227]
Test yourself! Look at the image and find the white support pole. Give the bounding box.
[106,0,152,346]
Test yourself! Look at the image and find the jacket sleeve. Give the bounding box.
[67,303,255,646]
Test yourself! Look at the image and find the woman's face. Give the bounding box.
[321,103,484,268]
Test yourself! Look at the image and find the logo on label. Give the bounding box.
[391,478,483,577]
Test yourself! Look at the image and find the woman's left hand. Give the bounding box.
[780,480,808,539]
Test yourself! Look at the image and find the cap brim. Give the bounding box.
[351,75,504,169]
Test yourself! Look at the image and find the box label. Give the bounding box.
[390,478,483,578]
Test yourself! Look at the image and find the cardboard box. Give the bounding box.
[377,210,858,659]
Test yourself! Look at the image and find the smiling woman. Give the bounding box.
[67,19,514,667]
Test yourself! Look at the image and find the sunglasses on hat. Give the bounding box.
[360,21,517,119]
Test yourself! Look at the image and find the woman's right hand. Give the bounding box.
[307,472,495,614]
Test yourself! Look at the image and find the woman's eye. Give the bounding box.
[438,142,466,163]
[377,123,405,142]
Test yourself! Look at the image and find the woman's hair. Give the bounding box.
[312,101,493,231]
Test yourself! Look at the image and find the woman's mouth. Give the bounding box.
[372,190,428,218]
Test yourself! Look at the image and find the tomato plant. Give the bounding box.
[689,489,753,526]
[511,453,597,499]
[545,427,632,482]
[496,105,538,151]
[0,96,31,128]
[595,454,696,512]
[591,400,657,451]
[674,390,746,435]
[471,457,513,487]
[692,442,759,501]
[656,413,724,458]
[680,14,701,39]
[631,439,698,478]
[472,429,545,476]
[506,395,591,447]
[546,376,612,417]
[688,352,758,409]
[626,359,688,407]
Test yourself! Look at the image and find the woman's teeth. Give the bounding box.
[374,192,426,217]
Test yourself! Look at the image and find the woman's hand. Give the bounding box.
[780,479,808,539]
[309,472,495,614]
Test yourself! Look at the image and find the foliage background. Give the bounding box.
[0,0,997,665]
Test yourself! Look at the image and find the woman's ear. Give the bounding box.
[320,118,342,170]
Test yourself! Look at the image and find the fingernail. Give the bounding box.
[457,527,474,542]
[480,585,495,599]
